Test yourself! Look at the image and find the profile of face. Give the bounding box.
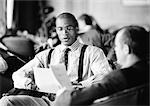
[114,30,128,66]
[56,18,78,46]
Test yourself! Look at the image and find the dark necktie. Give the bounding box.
[64,48,70,70]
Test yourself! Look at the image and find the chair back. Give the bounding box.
[92,84,149,106]
[2,36,35,62]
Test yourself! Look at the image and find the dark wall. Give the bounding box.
[13,0,41,34]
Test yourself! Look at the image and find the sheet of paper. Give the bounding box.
[51,64,72,90]
[33,67,62,93]
[33,64,72,93]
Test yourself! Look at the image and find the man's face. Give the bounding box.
[56,18,78,46]
[114,30,127,66]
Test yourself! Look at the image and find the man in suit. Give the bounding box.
[54,25,149,106]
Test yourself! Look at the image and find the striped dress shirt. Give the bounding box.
[13,40,112,89]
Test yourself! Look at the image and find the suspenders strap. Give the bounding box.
[78,45,88,82]
[47,49,54,65]
[47,45,88,83]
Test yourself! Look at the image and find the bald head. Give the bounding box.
[116,25,149,59]
[56,12,78,28]
[55,12,79,46]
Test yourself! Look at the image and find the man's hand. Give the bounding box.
[72,82,84,90]
[24,78,37,90]
[53,87,73,106]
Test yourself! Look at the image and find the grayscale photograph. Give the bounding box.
[0,0,149,106]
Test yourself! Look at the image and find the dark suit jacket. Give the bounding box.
[70,60,149,105]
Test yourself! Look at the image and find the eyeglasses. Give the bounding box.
[56,25,75,32]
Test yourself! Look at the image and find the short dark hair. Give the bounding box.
[78,14,93,25]
[120,25,149,59]
[56,12,78,28]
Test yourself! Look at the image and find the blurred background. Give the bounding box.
[0,0,150,35]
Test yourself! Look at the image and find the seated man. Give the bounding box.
[66,25,149,105]
[12,12,111,89]
[53,25,149,106]
[0,12,111,106]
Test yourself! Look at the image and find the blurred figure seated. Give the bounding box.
[77,14,105,50]
[35,17,61,54]
[0,48,25,98]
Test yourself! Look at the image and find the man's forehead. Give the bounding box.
[56,18,75,26]
[115,29,126,45]
[116,29,126,40]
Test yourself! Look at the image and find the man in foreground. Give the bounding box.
[54,25,149,106]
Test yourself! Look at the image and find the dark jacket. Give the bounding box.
[70,60,149,105]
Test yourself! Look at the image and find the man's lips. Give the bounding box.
[63,38,69,42]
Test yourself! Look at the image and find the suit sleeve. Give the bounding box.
[70,71,127,105]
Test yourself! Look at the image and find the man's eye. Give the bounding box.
[66,26,74,30]
[56,26,74,31]
[57,27,62,31]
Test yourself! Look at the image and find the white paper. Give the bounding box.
[51,64,72,90]
[33,64,72,93]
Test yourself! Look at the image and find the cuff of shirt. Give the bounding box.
[80,76,95,87]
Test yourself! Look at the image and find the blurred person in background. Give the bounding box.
[35,17,61,54]
[77,14,105,50]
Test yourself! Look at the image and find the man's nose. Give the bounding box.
[62,29,68,34]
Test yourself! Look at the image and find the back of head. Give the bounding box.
[120,25,149,60]
[56,12,78,28]
[78,14,93,25]
[78,14,104,34]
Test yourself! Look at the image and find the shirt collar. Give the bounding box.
[69,39,81,51]
[61,39,81,52]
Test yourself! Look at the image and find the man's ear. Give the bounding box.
[75,27,79,32]
[123,44,130,54]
